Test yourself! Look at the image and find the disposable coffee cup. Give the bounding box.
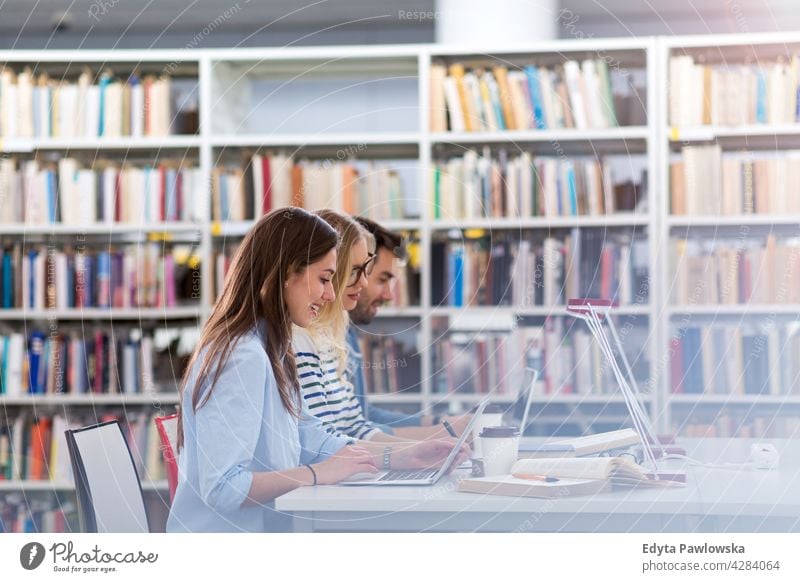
[471,404,505,459]
[479,425,521,477]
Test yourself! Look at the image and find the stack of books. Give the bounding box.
[0,68,176,139]
[0,328,165,396]
[432,150,644,219]
[671,146,800,216]
[669,55,800,126]
[212,156,413,221]
[670,323,800,396]
[0,411,168,484]
[0,243,198,310]
[0,158,204,225]
[672,235,800,305]
[430,59,637,132]
[433,319,648,397]
[432,231,649,308]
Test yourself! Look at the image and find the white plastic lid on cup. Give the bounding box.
[479,425,521,477]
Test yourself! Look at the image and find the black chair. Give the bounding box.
[64,420,150,533]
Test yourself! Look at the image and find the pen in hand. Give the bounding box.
[442,420,458,438]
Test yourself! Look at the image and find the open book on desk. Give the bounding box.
[458,457,684,499]
[518,428,641,459]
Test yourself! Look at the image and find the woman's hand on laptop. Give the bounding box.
[314,445,378,485]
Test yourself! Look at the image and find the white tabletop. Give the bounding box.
[275,437,800,532]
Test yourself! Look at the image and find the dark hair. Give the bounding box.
[353,216,407,261]
[177,207,338,449]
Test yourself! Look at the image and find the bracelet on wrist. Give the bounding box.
[383,446,392,470]
[304,463,317,486]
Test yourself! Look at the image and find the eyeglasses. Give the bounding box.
[346,253,376,287]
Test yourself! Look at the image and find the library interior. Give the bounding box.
[1,0,800,535]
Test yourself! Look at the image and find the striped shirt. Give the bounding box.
[293,328,381,441]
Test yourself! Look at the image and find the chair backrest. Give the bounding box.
[154,414,179,503]
[65,420,150,533]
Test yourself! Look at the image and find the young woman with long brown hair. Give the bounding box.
[167,208,377,532]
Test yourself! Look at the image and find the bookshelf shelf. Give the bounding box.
[668,124,800,142]
[209,133,422,149]
[430,215,649,230]
[667,215,800,228]
[0,480,169,492]
[0,136,202,152]
[214,218,422,238]
[430,394,518,405]
[370,306,423,318]
[0,307,203,320]
[530,395,653,404]
[430,305,651,317]
[0,224,203,236]
[0,394,180,406]
[668,305,800,317]
[365,394,425,404]
[431,126,650,145]
[670,395,800,405]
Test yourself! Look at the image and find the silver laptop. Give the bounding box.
[341,399,489,486]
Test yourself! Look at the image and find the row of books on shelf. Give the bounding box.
[211,244,420,306]
[432,150,643,220]
[672,235,800,305]
[356,334,421,395]
[0,328,169,396]
[0,497,76,533]
[671,145,800,216]
[431,319,647,396]
[670,324,800,396]
[0,243,198,310]
[0,68,177,139]
[430,59,642,132]
[0,411,170,484]
[212,155,413,221]
[432,231,649,308]
[669,55,800,127]
[0,158,204,225]
[678,414,800,439]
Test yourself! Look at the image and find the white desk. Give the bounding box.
[275,438,800,532]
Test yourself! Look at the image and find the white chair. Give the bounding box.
[65,420,150,533]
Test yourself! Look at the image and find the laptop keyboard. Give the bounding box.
[379,469,438,481]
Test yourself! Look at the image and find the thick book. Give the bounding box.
[518,428,641,459]
[458,474,607,499]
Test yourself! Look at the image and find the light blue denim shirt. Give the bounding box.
[167,321,352,533]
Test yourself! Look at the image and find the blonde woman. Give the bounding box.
[293,210,465,468]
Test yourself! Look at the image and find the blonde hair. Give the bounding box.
[307,210,373,379]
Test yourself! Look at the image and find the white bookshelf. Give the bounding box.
[425,38,657,422]
[0,40,659,428]
[5,35,800,515]
[659,33,800,436]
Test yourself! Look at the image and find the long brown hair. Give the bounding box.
[177,207,338,449]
